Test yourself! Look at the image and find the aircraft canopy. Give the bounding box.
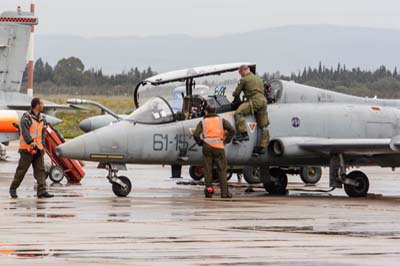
[144,62,256,85]
[127,96,175,124]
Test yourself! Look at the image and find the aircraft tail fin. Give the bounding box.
[0,9,38,92]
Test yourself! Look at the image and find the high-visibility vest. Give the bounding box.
[201,116,225,149]
[19,112,44,151]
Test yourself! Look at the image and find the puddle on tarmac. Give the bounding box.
[229,226,400,238]
[202,262,360,266]
[0,249,49,258]
[13,213,75,219]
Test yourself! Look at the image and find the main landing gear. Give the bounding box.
[258,167,288,195]
[258,154,370,198]
[330,154,369,197]
[103,163,132,197]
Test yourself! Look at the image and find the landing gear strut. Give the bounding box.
[330,154,369,197]
[104,163,132,197]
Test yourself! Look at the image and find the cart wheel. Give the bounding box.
[49,165,64,183]
[112,176,132,197]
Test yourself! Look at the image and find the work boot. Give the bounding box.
[204,187,214,198]
[9,189,17,199]
[221,192,232,199]
[232,132,249,144]
[252,146,265,157]
[38,192,54,199]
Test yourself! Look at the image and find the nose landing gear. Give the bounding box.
[104,163,132,197]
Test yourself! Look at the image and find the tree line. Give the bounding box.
[22,57,155,95]
[24,57,400,98]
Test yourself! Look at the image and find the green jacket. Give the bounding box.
[232,72,265,100]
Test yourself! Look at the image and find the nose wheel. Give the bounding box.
[105,164,132,197]
[111,176,132,197]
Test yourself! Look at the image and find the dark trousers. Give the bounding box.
[10,151,47,196]
[202,144,229,195]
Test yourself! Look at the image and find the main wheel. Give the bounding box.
[300,166,322,184]
[243,166,261,184]
[189,166,204,181]
[344,171,369,198]
[48,165,64,183]
[112,176,132,197]
[263,167,288,195]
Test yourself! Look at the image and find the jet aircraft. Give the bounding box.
[0,9,82,159]
[57,63,400,198]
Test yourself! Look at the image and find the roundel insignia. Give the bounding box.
[291,117,300,128]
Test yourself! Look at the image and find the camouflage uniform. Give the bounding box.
[232,72,270,148]
[193,114,235,196]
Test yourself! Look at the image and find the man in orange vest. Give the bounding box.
[193,105,235,198]
[9,98,54,199]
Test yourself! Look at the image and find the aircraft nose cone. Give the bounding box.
[56,135,86,159]
[79,118,92,132]
[57,121,129,161]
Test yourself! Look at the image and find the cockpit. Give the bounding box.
[131,81,282,125]
[127,97,175,124]
[131,63,282,124]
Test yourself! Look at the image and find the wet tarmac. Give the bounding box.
[1,142,400,265]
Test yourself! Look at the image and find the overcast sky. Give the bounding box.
[2,0,399,37]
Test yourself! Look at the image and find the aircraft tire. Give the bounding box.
[344,171,369,198]
[189,166,204,181]
[243,166,261,184]
[300,166,322,184]
[263,168,288,195]
[112,176,132,197]
[48,165,64,183]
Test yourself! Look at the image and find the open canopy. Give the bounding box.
[144,62,256,86]
[134,62,256,108]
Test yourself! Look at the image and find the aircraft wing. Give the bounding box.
[298,138,392,155]
[7,104,88,111]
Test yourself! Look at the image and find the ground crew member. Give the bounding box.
[9,98,54,199]
[232,64,270,156]
[193,105,235,198]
